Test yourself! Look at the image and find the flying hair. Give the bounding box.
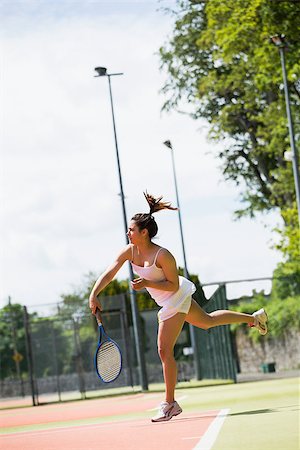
[143,191,177,215]
[130,192,177,239]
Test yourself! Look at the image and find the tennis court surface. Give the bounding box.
[1,377,299,450]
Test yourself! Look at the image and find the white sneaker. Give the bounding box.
[151,401,182,422]
[252,308,268,335]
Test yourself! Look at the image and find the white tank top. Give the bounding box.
[130,246,196,306]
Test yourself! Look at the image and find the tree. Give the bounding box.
[59,271,130,317]
[0,303,27,379]
[0,302,74,380]
[58,271,132,335]
[159,0,300,219]
[272,208,300,298]
[159,0,300,283]
[29,318,73,377]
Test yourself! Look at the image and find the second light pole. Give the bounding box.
[94,67,148,390]
[163,140,201,380]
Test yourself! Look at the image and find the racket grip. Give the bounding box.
[95,308,102,325]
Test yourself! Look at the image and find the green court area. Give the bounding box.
[1,377,299,450]
[178,377,299,450]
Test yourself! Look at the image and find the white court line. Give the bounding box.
[146,395,188,411]
[192,408,230,450]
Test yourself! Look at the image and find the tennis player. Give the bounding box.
[89,192,268,422]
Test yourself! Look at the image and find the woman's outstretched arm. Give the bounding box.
[89,244,131,314]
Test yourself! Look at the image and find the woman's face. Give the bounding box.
[127,221,145,244]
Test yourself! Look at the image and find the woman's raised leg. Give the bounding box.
[185,299,256,330]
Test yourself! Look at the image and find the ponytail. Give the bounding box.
[143,191,177,215]
[131,192,177,239]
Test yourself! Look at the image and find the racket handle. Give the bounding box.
[95,308,102,325]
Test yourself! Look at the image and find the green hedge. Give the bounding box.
[230,294,300,342]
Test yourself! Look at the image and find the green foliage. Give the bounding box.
[59,271,98,319]
[59,271,132,317]
[160,0,300,259]
[135,291,156,310]
[29,318,73,377]
[230,292,300,342]
[272,207,300,298]
[0,303,28,379]
[272,262,300,300]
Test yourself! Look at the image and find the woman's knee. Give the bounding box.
[194,315,214,330]
[201,314,215,330]
[157,345,174,362]
[189,314,215,330]
[186,301,215,330]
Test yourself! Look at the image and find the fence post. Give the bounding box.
[50,322,62,401]
[8,298,25,397]
[120,309,134,387]
[224,285,237,383]
[189,323,202,380]
[23,306,37,406]
[73,318,86,399]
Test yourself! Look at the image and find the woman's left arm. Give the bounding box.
[131,249,179,292]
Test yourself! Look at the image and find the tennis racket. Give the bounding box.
[94,309,122,383]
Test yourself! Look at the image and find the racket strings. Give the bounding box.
[96,341,122,382]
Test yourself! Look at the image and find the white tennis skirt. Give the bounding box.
[157,294,193,323]
[148,276,196,323]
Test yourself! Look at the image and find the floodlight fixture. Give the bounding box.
[94,67,107,77]
[270,34,287,49]
[163,140,173,150]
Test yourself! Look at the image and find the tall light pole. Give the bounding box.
[163,140,189,278]
[270,35,300,225]
[94,67,148,390]
[163,140,201,380]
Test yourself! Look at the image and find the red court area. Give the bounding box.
[1,394,222,450]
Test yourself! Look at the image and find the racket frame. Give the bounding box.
[94,309,123,383]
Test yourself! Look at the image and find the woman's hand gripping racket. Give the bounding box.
[94,309,122,383]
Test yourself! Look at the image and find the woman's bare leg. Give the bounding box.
[157,313,186,403]
[185,299,255,330]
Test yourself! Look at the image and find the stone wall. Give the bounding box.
[234,329,300,373]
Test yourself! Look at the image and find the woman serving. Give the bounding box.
[89,192,268,422]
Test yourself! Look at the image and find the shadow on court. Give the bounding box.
[134,414,218,427]
[229,404,299,416]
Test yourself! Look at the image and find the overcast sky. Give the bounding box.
[1,0,282,310]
